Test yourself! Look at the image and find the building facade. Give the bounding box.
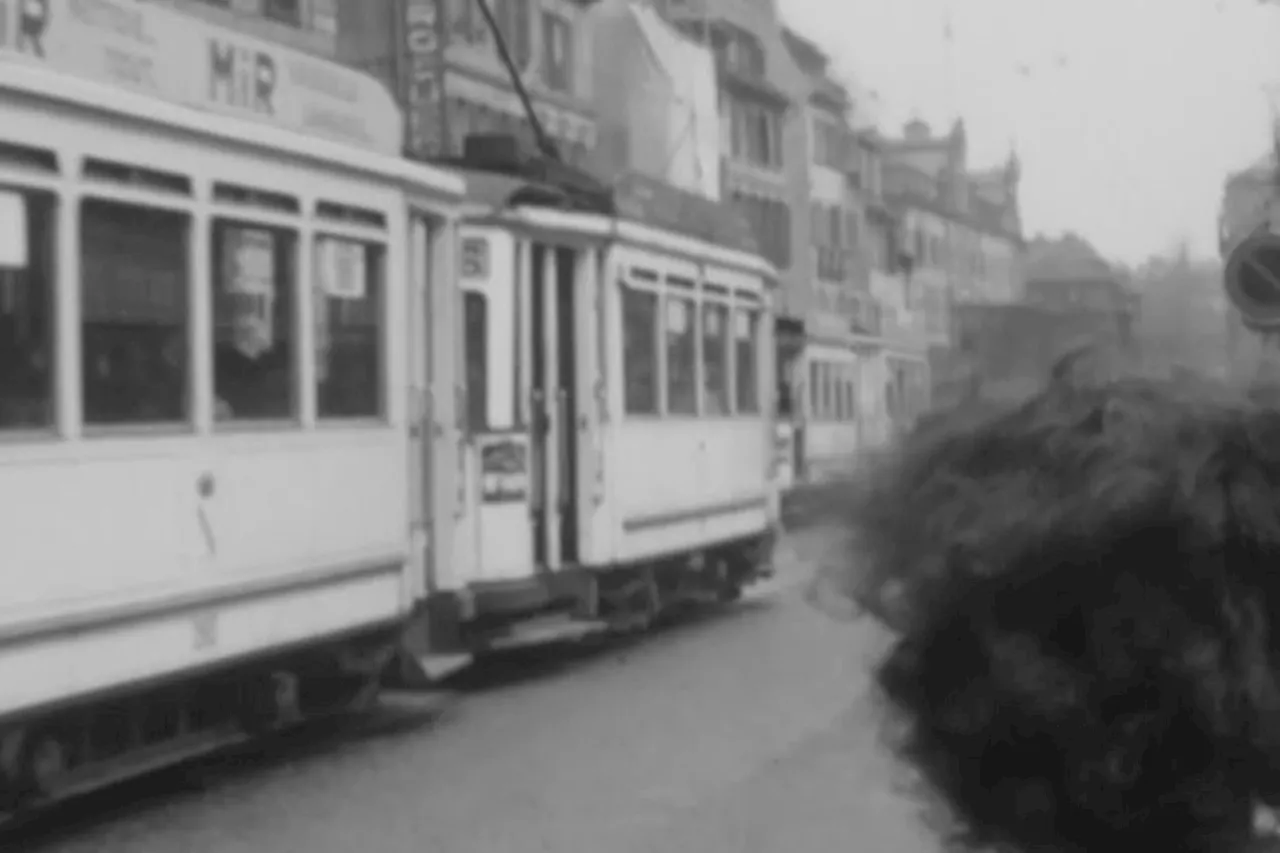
[656,0,810,323]
[883,119,1025,309]
[881,118,1024,407]
[147,0,339,55]
[859,130,930,434]
[777,27,887,476]
[591,0,720,199]
[336,0,597,167]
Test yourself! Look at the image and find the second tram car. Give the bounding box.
[425,172,782,652]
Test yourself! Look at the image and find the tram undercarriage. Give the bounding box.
[427,530,778,655]
[0,618,464,825]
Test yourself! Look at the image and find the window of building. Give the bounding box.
[314,237,384,419]
[735,307,760,414]
[665,294,696,415]
[717,27,765,77]
[701,300,730,415]
[622,283,658,415]
[730,101,782,170]
[811,203,846,282]
[813,118,846,170]
[541,11,573,93]
[263,0,302,27]
[81,200,190,427]
[464,291,488,431]
[0,188,54,431]
[211,222,297,423]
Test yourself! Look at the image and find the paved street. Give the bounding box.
[19,528,936,853]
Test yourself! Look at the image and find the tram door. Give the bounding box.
[528,243,581,570]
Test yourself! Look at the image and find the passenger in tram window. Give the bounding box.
[212,224,296,423]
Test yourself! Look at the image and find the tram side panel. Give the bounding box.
[603,244,778,581]
[0,79,450,726]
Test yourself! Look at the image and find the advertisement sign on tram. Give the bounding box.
[0,0,402,155]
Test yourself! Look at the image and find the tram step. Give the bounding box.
[486,613,608,651]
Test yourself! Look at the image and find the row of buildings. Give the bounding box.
[153,0,1030,478]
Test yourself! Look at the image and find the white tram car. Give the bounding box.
[0,6,469,809]
[425,172,782,652]
[0,0,781,813]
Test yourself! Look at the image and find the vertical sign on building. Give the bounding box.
[401,0,449,159]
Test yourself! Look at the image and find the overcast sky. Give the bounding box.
[779,0,1280,264]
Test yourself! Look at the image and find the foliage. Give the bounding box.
[828,351,1280,853]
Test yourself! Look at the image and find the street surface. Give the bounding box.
[18,527,937,853]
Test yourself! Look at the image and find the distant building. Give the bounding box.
[881,118,1025,322]
[781,27,875,342]
[146,0,339,55]
[856,128,929,430]
[1023,233,1135,323]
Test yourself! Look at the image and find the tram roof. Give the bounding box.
[1,61,464,199]
[0,0,409,161]
[455,168,777,281]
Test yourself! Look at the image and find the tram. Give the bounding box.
[0,0,469,812]
[425,169,781,652]
[0,0,782,816]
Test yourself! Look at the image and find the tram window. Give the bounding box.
[314,237,384,419]
[665,295,697,416]
[80,199,189,427]
[463,291,488,431]
[734,307,760,414]
[211,221,297,423]
[622,284,658,415]
[0,189,54,431]
[701,301,730,415]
